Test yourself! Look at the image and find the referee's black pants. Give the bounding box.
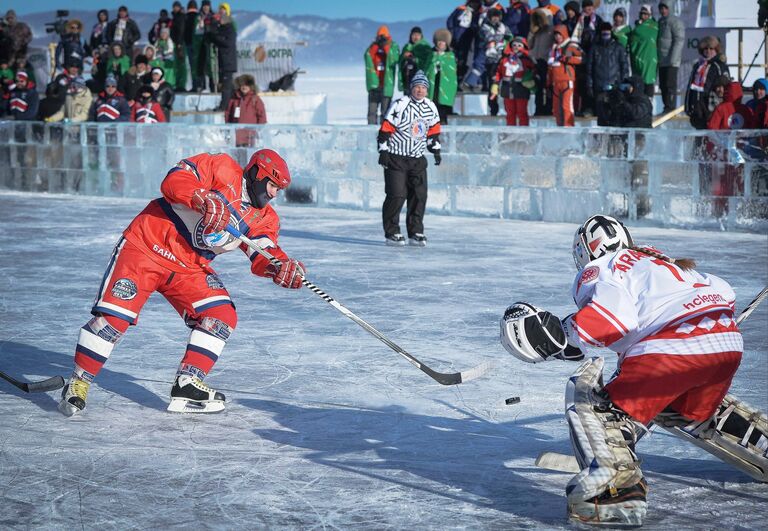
[382,153,428,238]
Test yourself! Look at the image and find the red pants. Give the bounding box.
[605,351,742,424]
[552,84,575,126]
[75,238,237,378]
[503,98,529,126]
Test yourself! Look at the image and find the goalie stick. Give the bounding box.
[535,285,768,473]
[226,225,492,385]
[0,371,65,393]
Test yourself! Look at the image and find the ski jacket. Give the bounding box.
[7,83,39,120]
[707,82,756,130]
[547,26,582,87]
[88,90,131,122]
[131,101,167,123]
[586,37,629,93]
[503,2,531,38]
[494,48,535,99]
[364,34,399,96]
[657,13,685,67]
[123,153,289,276]
[685,56,730,130]
[399,39,433,91]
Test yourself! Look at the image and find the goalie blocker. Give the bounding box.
[500,302,584,363]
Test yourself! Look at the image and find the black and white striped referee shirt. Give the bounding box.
[378,95,441,158]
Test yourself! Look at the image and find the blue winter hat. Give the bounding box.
[105,74,118,87]
[754,78,768,92]
[410,70,429,90]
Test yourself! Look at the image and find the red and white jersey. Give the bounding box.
[123,152,289,275]
[565,247,742,362]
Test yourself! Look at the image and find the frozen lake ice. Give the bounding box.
[0,191,766,529]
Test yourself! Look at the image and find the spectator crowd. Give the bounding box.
[365,1,766,131]
[0,2,267,132]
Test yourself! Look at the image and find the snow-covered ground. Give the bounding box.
[0,191,766,529]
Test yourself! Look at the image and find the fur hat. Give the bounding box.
[433,28,452,47]
[235,73,257,91]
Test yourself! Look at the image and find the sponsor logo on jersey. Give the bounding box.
[153,244,179,263]
[206,274,225,290]
[683,293,726,311]
[111,278,137,300]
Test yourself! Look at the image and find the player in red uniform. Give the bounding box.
[59,149,306,416]
[500,215,767,526]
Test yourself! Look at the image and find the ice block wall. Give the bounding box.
[0,121,766,231]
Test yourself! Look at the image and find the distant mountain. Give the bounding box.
[24,10,445,66]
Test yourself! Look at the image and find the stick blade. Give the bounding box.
[25,376,66,393]
[423,360,494,385]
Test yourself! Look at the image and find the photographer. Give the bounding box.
[598,75,652,128]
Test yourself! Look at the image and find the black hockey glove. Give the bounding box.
[378,151,391,169]
[433,151,441,166]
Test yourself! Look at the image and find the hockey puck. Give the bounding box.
[505,396,521,405]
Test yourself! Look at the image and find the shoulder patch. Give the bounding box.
[579,266,600,287]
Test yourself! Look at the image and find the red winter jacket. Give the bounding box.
[225,91,267,146]
[707,82,756,130]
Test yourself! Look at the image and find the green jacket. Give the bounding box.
[425,49,457,107]
[613,25,631,49]
[628,18,659,85]
[107,55,131,76]
[364,39,399,97]
[399,39,433,91]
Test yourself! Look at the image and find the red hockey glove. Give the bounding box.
[191,190,229,234]
[267,258,306,289]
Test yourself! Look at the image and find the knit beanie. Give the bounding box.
[410,70,429,90]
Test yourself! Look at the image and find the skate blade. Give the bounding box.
[58,401,82,417]
[167,398,225,414]
[568,500,646,527]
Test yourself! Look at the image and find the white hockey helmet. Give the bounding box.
[500,302,568,363]
[572,215,633,270]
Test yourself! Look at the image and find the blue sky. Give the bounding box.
[6,1,566,22]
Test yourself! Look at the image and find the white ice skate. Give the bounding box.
[167,374,226,414]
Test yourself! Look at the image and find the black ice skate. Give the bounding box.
[408,233,427,247]
[58,375,91,417]
[168,374,226,414]
[385,233,406,246]
[568,479,648,527]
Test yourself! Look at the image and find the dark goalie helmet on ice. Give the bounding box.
[572,215,633,270]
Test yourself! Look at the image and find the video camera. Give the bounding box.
[45,10,70,36]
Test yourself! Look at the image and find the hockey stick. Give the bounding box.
[0,371,65,393]
[535,285,768,473]
[226,224,492,385]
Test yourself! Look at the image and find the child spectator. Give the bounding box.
[150,67,175,121]
[745,78,767,127]
[707,81,755,130]
[547,24,582,126]
[225,74,267,147]
[88,74,130,122]
[107,43,131,80]
[491,36,535,125]
[155,27,177,87]
[131,85,167,123]
[426,28,458,124]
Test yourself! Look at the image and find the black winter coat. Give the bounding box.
[153,80,175,117]
[586,38,629,93]
[184,10,198,45]
[171,12,186,46]
[684,56,730,130]
[208,21,238,73]
[106,18,141,52]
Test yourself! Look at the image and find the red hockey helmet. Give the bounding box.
[243,149,291,208]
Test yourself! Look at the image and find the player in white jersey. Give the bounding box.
[500,214,767,526]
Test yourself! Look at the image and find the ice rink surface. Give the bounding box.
[0,190,766,530]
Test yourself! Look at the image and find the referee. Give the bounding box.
[377,70,442,247]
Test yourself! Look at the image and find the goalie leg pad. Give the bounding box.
[655,393,768,482]
[565,357,645,502]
